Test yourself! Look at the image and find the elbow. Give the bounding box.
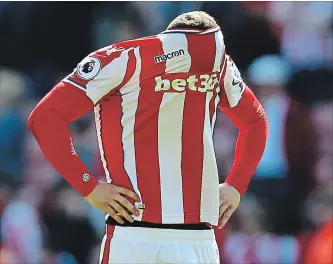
[251,105,269,141]
[245,104,268,126]
[27,105,49,135]
[258,105,269,139]
[27,106,40,135]
[241,104,269,139]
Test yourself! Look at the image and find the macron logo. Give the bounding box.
[154,49,185,63]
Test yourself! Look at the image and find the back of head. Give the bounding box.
[167,11,217,30]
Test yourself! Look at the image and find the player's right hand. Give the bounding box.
[84,182,141,224]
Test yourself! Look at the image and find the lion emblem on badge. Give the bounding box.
[76,57,101,80]
[82,60,96,73]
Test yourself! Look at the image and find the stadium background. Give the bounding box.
[0,1,332,264]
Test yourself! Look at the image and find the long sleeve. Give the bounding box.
[219,86,268,195]
[27,47,136,196]
[27,82,98,196]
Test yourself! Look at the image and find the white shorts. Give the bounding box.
[99,225,220,264]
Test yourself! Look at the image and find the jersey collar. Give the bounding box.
[160,25,220,35]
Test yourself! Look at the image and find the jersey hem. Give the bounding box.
[136,213,219,226]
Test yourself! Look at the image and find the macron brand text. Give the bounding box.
[154,49,185,63]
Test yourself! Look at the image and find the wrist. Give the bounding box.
[223,179,245,196]
[76,173,99,197]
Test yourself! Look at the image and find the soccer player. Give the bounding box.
[27,11,268,264]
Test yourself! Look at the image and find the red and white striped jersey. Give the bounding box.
[63,26,245,226]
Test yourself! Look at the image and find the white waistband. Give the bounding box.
[112,226,215,242]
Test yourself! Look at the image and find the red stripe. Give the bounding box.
[209,50,226,125]
[182,33,217,223]
[220,54,228,89]
[135,37,166,223]
[100,49,137,101]
[100,96,134,193]
[101,225,115,264]
[98,49,137,194]
[116,49,137,89]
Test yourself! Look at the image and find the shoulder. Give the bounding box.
[88,36,157,61]
[73,36,160,82]
[76,42,135,81]
[95,35,159,55]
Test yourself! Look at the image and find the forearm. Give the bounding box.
[221,87,268,195]
[27,83,98,196]
[225,114,267,195]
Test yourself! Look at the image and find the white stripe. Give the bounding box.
[223,55,245,107]
[199,26,221,35]
[158,34,191,73]
[213,30,224,72]
[161,26,221,35]
[158,93,186,223]
[63,78,86,92]
[119,47,143,221]
[212,86,221,131]
[200,93,219,225]
[121,47,141,93]
[99,234,107,264]
[157,34,190,223]
[94,104,111,183]
[212,56,227,130]
[87,49,131,104]
[160,29,201,34]
[205,92,214,134]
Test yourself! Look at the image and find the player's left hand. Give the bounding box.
[218,183,240,229]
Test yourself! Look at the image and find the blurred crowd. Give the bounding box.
[0,2,332,264]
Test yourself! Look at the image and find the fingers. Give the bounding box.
[116,186,140,202]
[104,206,124,224]
[109,200,135,223]
[218,202,229,219]
[115,195,140,217]
[218,207,234,229]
